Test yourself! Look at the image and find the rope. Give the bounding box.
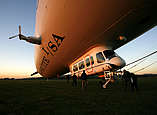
[125,50,157,66]
[134,61,157,73]
[127,59,146,70]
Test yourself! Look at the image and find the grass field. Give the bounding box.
[0,77,157,115]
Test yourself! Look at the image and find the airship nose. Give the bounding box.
[109,56,126,69]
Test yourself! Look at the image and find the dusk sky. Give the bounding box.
[0,0,157,78]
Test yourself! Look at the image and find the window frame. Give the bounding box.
[96,52,105,63]
[103,50,116,60]
[90,56,94,65]
[85,57,90,67]
[78,60,85,70]
[73,64,78,72]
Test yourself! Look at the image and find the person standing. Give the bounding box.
[81,70,88,89]
[66,75,70,84]
[123,70,131,91]
[130,73,138,91]
[72,73,77,87]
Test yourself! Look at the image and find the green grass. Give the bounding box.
[0,77,157,115]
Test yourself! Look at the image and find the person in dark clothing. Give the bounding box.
[130,73,138,91]
[81,70,88,89]
[123,70,131,91]
[72,73,77,87]
[98,81,104,88]
[66,75,70,84]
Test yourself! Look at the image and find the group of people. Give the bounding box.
[97,70,138,91]
[67,69,138,91]
[123,70,138,91]
[70,70,88,89]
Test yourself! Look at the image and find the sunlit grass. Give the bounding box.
[0,77,157,115]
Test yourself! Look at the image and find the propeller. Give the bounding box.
[9,35,19,39]
[19,25,21,34]
[8,25,41,45]
[9,25,22,39]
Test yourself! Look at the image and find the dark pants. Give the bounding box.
[72,80,77,87]
[131,81,138,91]
[124,80,130,91]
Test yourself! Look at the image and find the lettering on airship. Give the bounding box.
[42,47,49,55]
[48,41,58,52]
[40,56,50,74]
[52,34,64,47]
[42,33,65,56]
[40,34,65,73]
